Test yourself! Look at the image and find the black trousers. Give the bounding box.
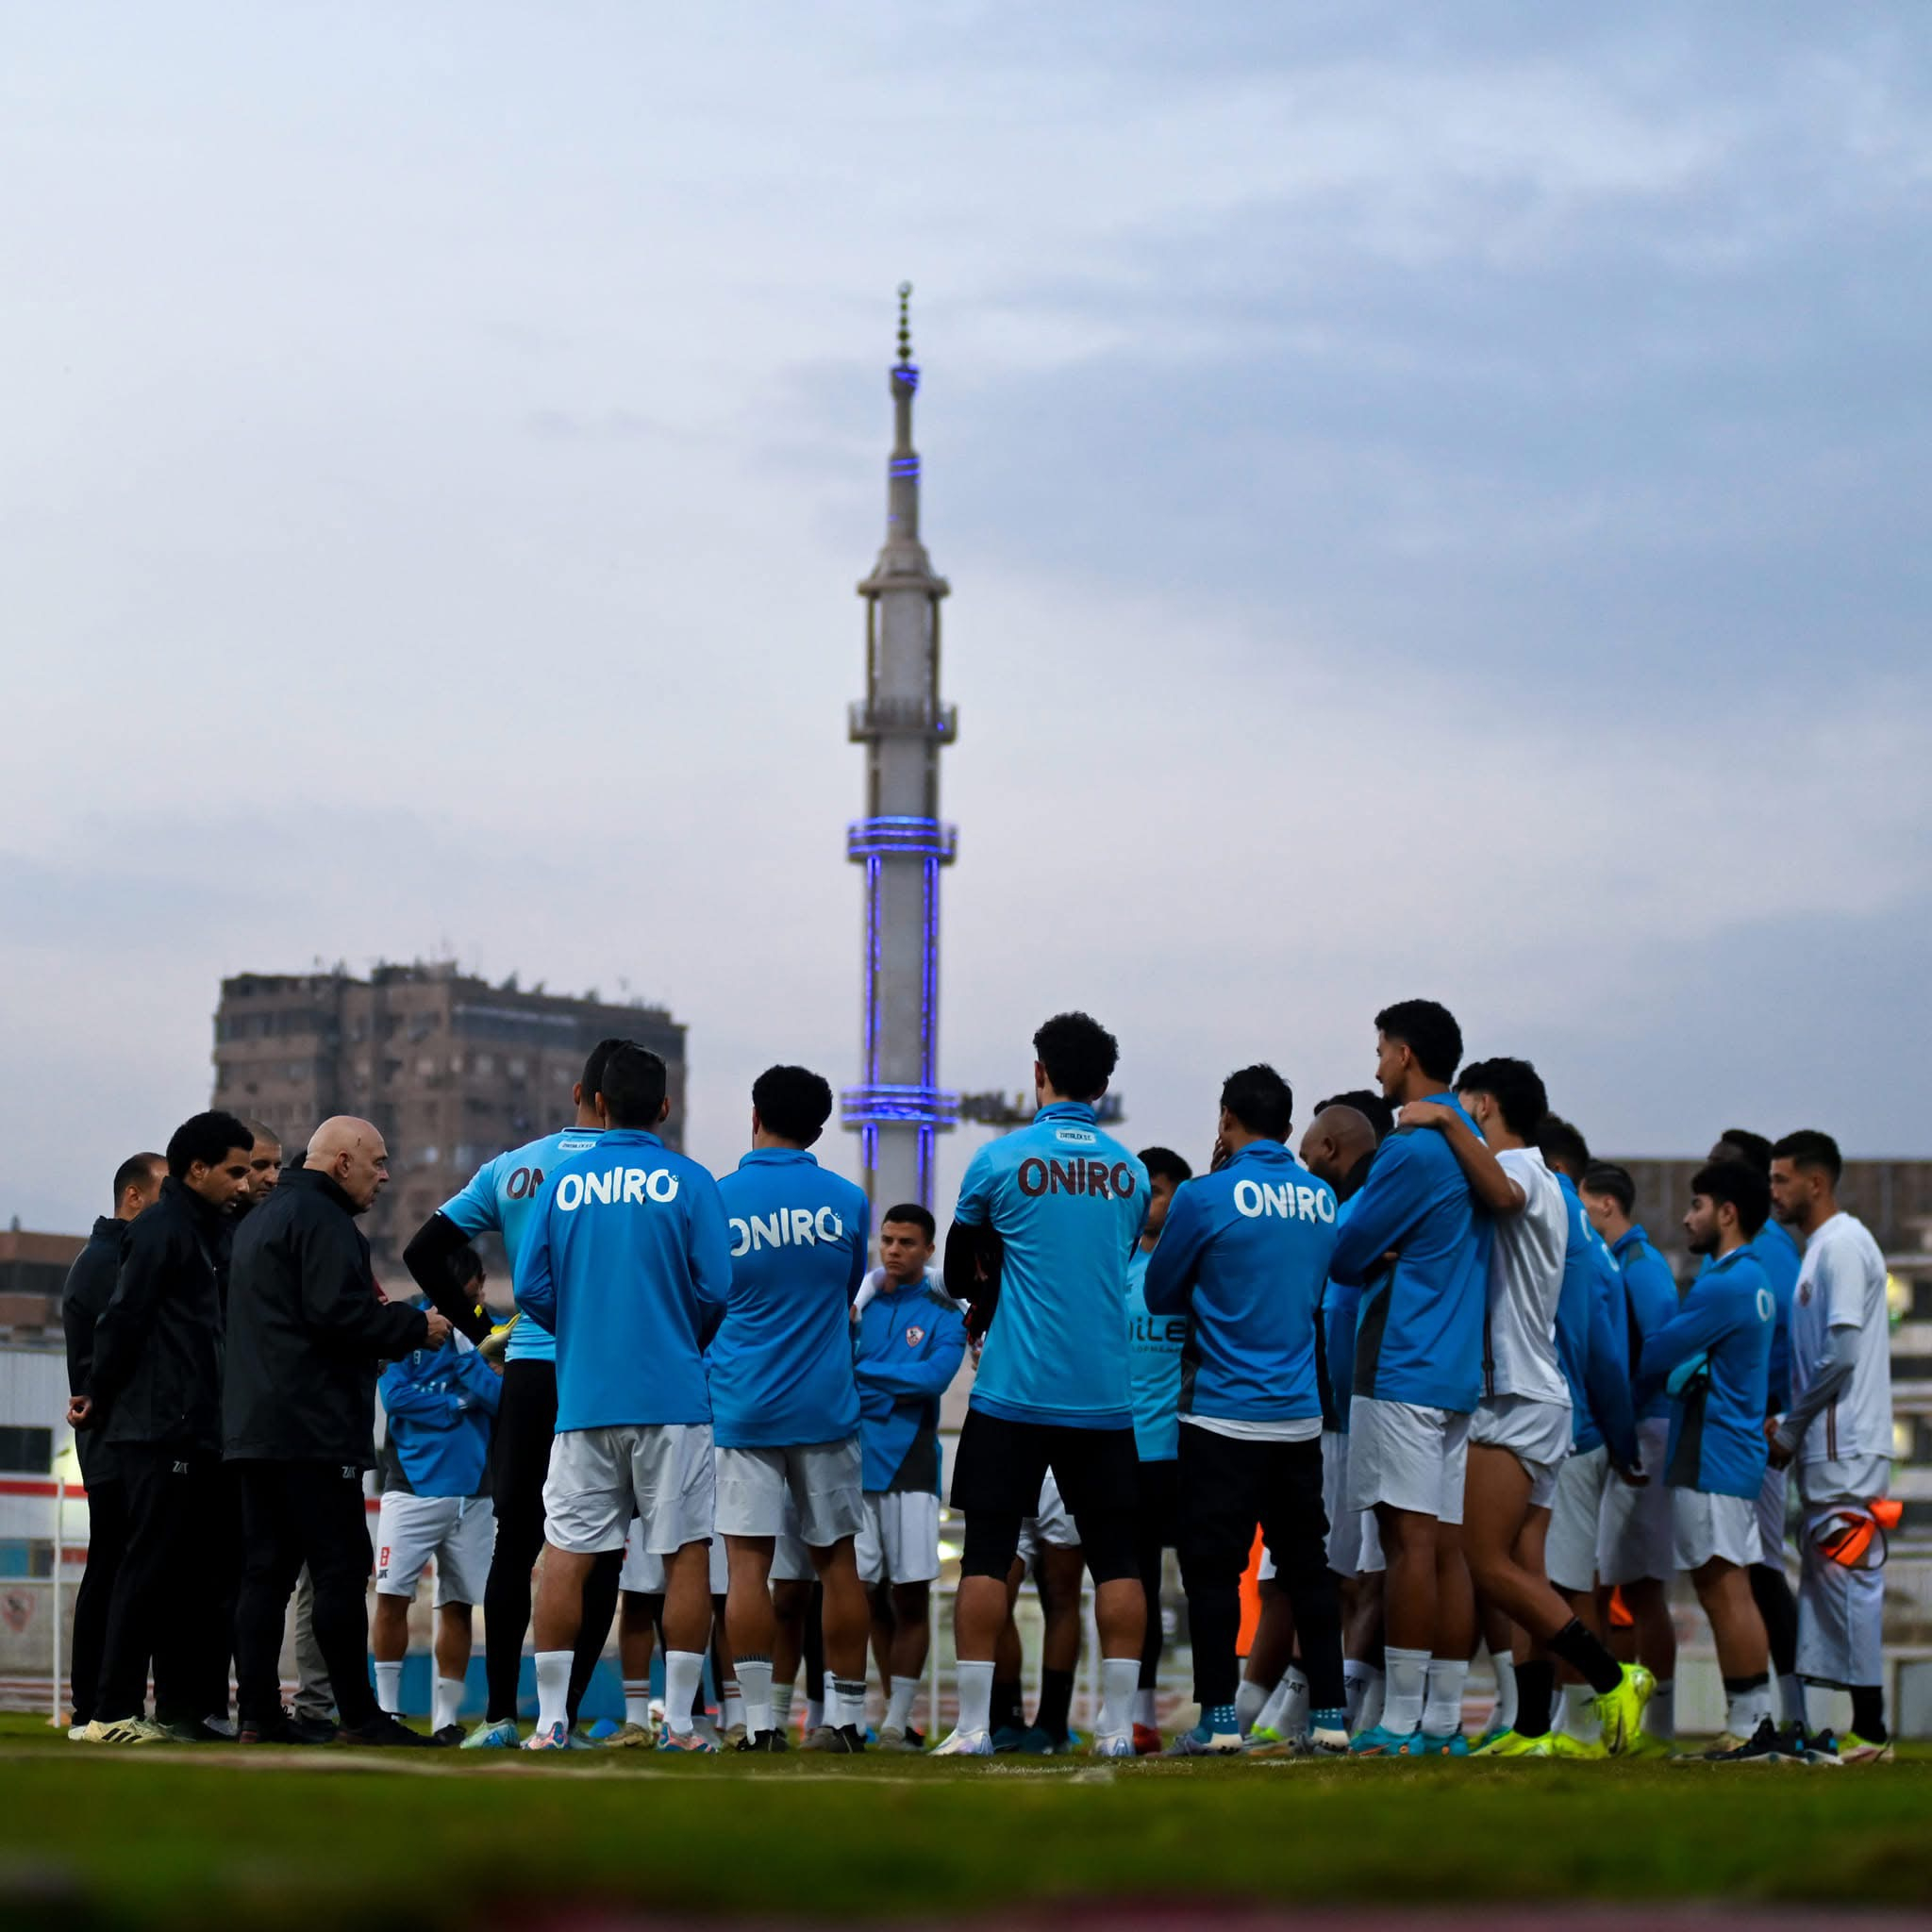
[95,1444,219,1724]
[197,1460,245,1721]
[1134,1457,1182,1690]
[1177,1427,1342,1712]
[482,1359,621,1724]
[70,1473,129,1726]
[233,1459,377,1730]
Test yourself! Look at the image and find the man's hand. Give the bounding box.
[66,1395,93,1430]
[1764,1417,1794,1469]
[423,1310,454,1348]
[1396,1100,1456,1132]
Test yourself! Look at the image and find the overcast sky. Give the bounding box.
[5,4,1928,1233]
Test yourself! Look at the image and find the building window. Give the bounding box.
[0,1425,53,1474]
[508,1058,527,1079]
[420,1057,438,1077]
[475,1054,494,1076]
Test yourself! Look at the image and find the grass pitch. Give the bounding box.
[0,1715,1927,1928]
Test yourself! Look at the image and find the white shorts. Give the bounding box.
[1470,1394,1573,1510]
[1597,1417,1674,1586]
[1016,1471,1079,1566]
[620,1514,727,1595]
[771,1494,816,1585]
[1671,1487,1763,1573]
[857,1489,942,1586]
[1796,1504,1888,1688]
[1320,1429,1359,1577]
[1344,1397,1470,1525]
[544,1422,714,1557]
[715,1439,864,1548]
[1757,1461,1790,1565]
[374,1492,494,1607]
[1547,1444,1609,1593]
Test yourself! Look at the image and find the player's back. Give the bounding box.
[710,1149,869,1448]
[1615,1225,1679,1421]
[440,1125,604,1364]
[1752,1218,1801,1411]
[1124,1245,1186,1461]
[1332,1101,1491,1412]
[958,1100,1148,1428]
[1664,1247,1774,1499]
[521,1127,733,1432]
[1484,1147,1569,1406]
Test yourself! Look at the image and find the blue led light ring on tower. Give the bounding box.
[841,1083,960,1128]
[846,816,958,862]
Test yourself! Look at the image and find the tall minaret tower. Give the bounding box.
[841,284,958,1211]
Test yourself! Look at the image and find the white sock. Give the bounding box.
[1356,1664,1386,1734]
[886,1675,920,1733]
[806,1697,824,1731]
[1422,1657,1468,1737]
[1235,1675,1272,1737]
[772,1682,794,1728]
[1342,1660,1379,1733]
[1642,1678,1675,1741]
[829,1676,868,1731]
[1777,1672,1803,1725]
[722,1678,744,1732]
[1562,1680,1602,1743]
[1098,1657,1139,1740]
[374,1660,403,1716]
[1381,1647,1429,1735]
[1132,1687,1157,1727]
[1490,1654,1518,1735]
[1804,1681,1837,1733]
[1280,1666,1310,1740]
[432,1674,463,1733]
[956,1659,994,1736]
[1256,1675,1293,1736]
[623,1678,652,1727]
[736,1657,774,1739]
[534,1649,572,1734]
[663,1652,704,1736]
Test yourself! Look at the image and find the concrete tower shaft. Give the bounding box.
[842,285,958,1213]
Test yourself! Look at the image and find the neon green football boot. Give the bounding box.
[1591,1662,1655,1756]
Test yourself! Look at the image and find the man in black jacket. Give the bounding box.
[69,1112,255,1743]
[226,1115,448,1745]
[60,1151,165,1734]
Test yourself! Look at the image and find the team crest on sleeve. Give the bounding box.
[905,1325,925,1346]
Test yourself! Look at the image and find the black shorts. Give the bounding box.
[952,1409,1141,1582]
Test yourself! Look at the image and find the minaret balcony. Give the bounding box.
[846,816,959,862]
[847,698,958,745]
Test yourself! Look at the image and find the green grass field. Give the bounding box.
[1,1715,1927,1928]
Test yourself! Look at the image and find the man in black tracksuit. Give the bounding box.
[59,1151,166,1731]
[225,1115,448,1745]
[72,1112,256,1743]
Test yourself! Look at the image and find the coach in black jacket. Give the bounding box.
[225,1116,448,1744]
[71,1113,255,1741]
[58,1151,165,1729]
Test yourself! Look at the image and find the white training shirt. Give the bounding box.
[1790,1211,1892,1473]
[1480,1146,1571,1407]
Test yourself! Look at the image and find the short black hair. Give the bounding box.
[582,1036,628,1099]
[879,1202,937,1242]
[1714,1127,1773,1175]
[1033,1011,1118,1103]
[752,1064,835,1146]
[1581,1161,1636,1216]
[1772,1129,1843,1186]
[597,1042,668,1129]
[166,1110,256,1180]
[112,1153,165,1205]
[1138,1146,1194,1188]
[1374,1000,1462,1084]
[1317,1090,1396,1143]
[1456,1057,1548,1140]
[1691,1158,1770,1240]
[1220,1064,1293,1141]
[1536,1114,1591,1179]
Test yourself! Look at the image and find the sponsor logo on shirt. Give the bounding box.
[1016,1157,1139,1200]
[1054,1128,1097,1145]
[728,1207,846,1256]
[1231,1178,1336,1224]
[556,1167,680,1211]
[505,1165,545,1199]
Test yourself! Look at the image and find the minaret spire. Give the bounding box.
[842,286,958,1211]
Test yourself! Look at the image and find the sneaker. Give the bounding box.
[1591,1662,1655,1757]
[1542,1730,1609,1760]
[1680,1718,1784,1765]
[1472,1728,1542,1757]
[1416,1730,1470,1757]
[1167,1723,1241,1757]
[801,1725,839,1752]
[724,1722,748,1749]
[237,1710,322,1746]
[817,1724,866,1754]
[933,1727,994,1757]
[341,1713,432,1748]
[1673,1732,1746,1761]
[1839,1733,1895,1765]
[563,1727,595,1750]
[1768,1722,1814,1765]
[430,1724,466,1747]
[1090,1729,1136,1758]
[601,1721,657,1749]
[691,1715,724,1751]
[524,1721,573,1751]
[461,1718,521,1750]
[1473,1725,1510,1752]
[1801,1728,1845,1769]
[66,1724,88,1741]
[1307,1725,1351,1757]
[1623,1729,1674,1759]
[158,1719,233,1744]
[202,1716,238,1739]
[81,1717,166,1745]
[990,1723,1029,1755]
[876,1724,924,1753]
[1349,1724,1424,1756]
[736,1728,790,1753]
[288,1714,339,1745]
[1132,1723,1163,1757]
[656,1726,719,1753]
[1012,1724,1063,1756]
